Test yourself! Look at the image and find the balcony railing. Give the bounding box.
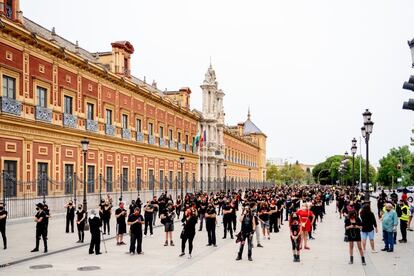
[105,124,116,136]
[148,135,155,145]
[177,143,183,151]
[186,144,191,153]
[35,106,52,123]
[86,119,98,132]
[136,132,144,142]
[159,138,165,147]
[63,113,77,128]
[1,96,22,116]
[122,128,131,139]
[169,140,175,149]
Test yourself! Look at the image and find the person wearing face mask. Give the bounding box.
[0,202,7,249]
[160,203,176,246]
[344,210,365,265]
[64,200,75,233]
[76,204,86,243]
[251,202,264,248]
[222,199,234,239]
[128,207,145,255]
[115,202,127,245]
[397,199,409,243]
[381,203,398,252]
[31,203,47,253]
[205,202,217,247]
[179,206,198,259]
[408,196,414,231]
[290,212,302,262]
[236,205,256,261]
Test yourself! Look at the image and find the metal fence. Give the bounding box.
[0,171,272,219]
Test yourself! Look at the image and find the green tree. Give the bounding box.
[266,162,280,183]
[377,146,412,187]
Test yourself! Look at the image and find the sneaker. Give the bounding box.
[371,250,378,253]
[138,252,144,255]
[236,256,242,261]
[170,241,175,246]
[188,254,192,259]
[257,244,263,248]
[213,244,217,247]
[268,237,270,240]
[179,252,185,257]
[164,241,168,246]
[248,257,253,261]
[31,248,39,252]
[144,234,147,237]
[381,248,388,251]
[150,234,154,237]
[387,249,394,252]
[130,252,135,255]
[120,242,126,245]
[206,244,212,246]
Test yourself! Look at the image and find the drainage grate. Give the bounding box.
[30,264,53,269]
[77,266,101,271]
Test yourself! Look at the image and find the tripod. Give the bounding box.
[100,230,107,253]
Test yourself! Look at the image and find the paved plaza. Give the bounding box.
[0,202,413,276]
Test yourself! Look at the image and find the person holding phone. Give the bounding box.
[344,210,365,265]
[128,207,145,255]
[236,205,256,261]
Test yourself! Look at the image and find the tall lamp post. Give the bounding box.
[81,138,89,213]
[224,163,227,192]
[248,168,252,190]
[361,109,374,202]
[344,151,349,186]
[179,156,185,200]
[351,138,357,187]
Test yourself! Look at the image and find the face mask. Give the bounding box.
[78,207,82,210]
[0,207,3,210]
[69,203,73,205]
[134,211,139,215]
[36,207,39,211]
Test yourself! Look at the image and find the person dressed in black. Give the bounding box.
[88,209,102,255]
[100,199,112,235]
[0,202,8,249]
[128,207,145,255]
[236,205,256,261]
[151,196,159,226]
[345,210,365,265]
[198,197,207,231]
[43,204,51,237]
[129,200,136,216]
[161,203,176,246]
[222,200,234,239]
[176,196,182,219]
[31,203,47,253]
[76,204,86,243]
[205,202,217,247]
[179,206,198,258]
[65,200,75,233]
[115,202,127,245]
[269,200,278,233]
[144,201,154,236]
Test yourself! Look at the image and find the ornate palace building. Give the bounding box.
[0,0,266,201]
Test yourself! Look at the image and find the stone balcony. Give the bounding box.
[186,144,191,153]
[169,140,175,149]
[177,143,183,151]
[105,124,116,136]
[35,106,52,123]
[63,113,77,128]
[1,96,22,116]
[85,119,98,132]
[122,128,131,139]
[136,132,144,142]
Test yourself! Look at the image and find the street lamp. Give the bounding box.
[248,168,252,190]
[224,163,227,192]
[81,138,89,213]
[351,138,357,187]
[361,109,374,202]
[179,156,185,200]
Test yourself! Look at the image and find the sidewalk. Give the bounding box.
[1,202,413,275]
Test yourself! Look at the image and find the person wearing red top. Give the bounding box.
[296,203,315,250]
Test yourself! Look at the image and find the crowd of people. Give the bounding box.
[0,184,412,266]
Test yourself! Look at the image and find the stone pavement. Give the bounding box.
[0,202,413,275]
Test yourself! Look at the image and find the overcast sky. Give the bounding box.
[21,0,414,166]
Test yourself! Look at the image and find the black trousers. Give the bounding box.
[35,227,47,250]
[199,214,205,230]
[103,218,110,234]
[223,217,233,238]
[66,217,74,233]
[176,208,181,219]
[269,216,278,232]
[400,220,408,241]
[238,233,253,258]
[232,215,237,231]
[206,223,216,245]
[77,223,85,242]
[0,226,6,248]
[130,232,143,253]
[181,232,195,254]
[89,232,101,254]
[144,217,153,235]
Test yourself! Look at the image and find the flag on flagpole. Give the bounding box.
[192,129,201,151]
[200,130,206,148]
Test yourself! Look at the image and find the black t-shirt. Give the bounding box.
[0,209,7,227]
[223,205,232,217]
[199,202,207,214]
[206,207,217,223]
[150,200,159,211]
[35,210,46,228]
[115,208,127,224]
[128,213,144,234]
[144,204,154,217]
[259,207,269,221]
[269,205,277,218]
[241,215,253,233]
[76,209,86,223]
[66,205,75,218]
